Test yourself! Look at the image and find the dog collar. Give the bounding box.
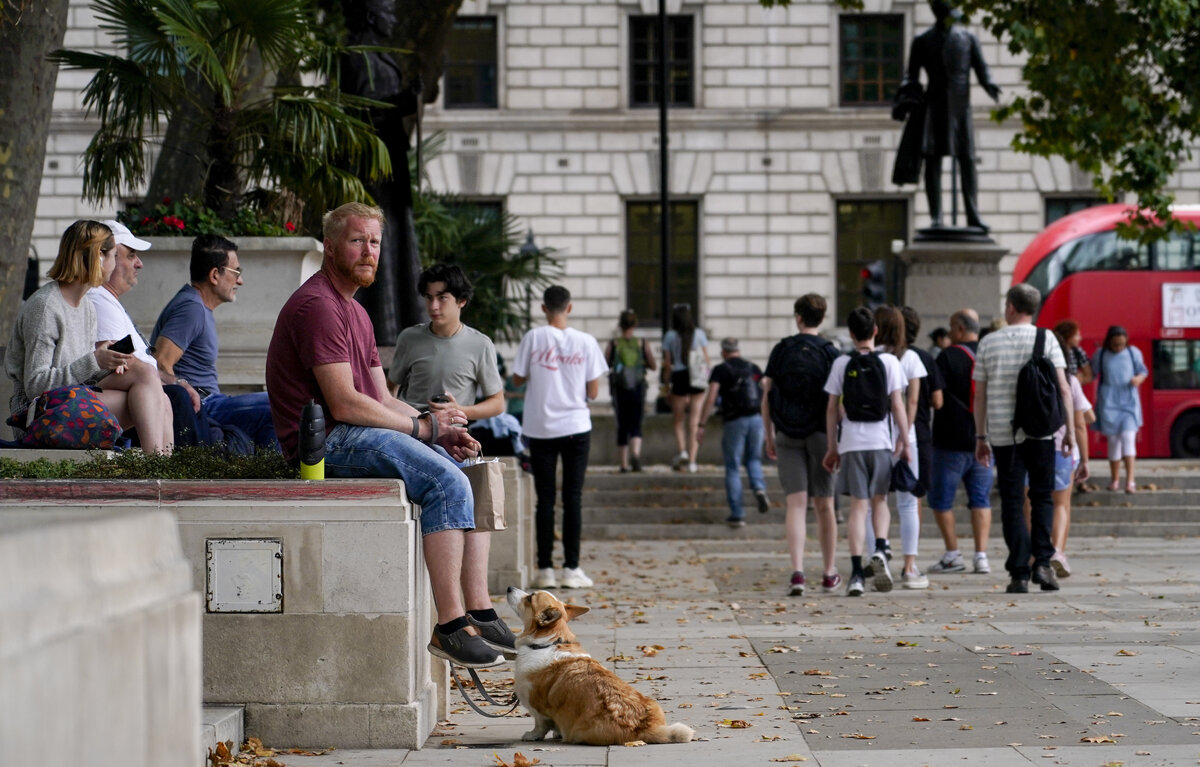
[526,638,570,650]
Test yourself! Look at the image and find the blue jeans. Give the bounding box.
[722,414,765,519]
[529,431,591,570]
[204,391,279,449]
[323,423,474,535]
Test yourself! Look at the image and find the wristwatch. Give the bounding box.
[976,435,989,441]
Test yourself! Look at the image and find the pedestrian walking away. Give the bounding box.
[513,285,608,591]
[762,293,842,596]
[821,307,911,597]
[698,337,769,529]
[605,309,656,473]
[927,309,993,576]
[973,283,1074,595]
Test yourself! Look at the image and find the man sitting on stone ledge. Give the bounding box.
[149,234,278,450]
[266,202,515,669]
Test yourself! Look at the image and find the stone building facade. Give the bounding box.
[36,0,1200,364]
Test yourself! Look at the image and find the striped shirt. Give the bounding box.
[973,324,1065,446]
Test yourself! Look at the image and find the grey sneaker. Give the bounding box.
[467,615,517,659]
[928,552,967,573]
[870,552,893,593]
[973,553,991,574]
[428,625,505,668]
[1050,551,1071,578]
[901,569,930,589]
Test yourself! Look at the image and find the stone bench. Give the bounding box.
[0,467,536,750]
[0,505,201,767]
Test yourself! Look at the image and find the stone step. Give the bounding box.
[201,706,244,762]
[581,518,1199,540]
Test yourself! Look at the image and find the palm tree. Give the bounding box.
[53,0,393,221]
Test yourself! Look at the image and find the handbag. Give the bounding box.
[889,457,926,498]
[462,457,507,531]
[687,347,708,390]
[6,384,123,449]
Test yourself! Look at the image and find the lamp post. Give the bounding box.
[520,230,539,330]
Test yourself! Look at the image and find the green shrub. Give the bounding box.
[0,445,298,481]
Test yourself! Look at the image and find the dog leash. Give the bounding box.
[449,664,520,718]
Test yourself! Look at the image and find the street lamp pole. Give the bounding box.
[658,0,671,336]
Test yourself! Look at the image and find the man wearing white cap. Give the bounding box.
[87,220,205,445]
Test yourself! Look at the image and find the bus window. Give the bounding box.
[1026,231,1150,299]
[1153,340,1200,390]
[1155,231,1199,271]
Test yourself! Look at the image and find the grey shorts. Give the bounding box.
[841,449,893,500]
[776,431,834,497]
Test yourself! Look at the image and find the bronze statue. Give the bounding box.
[893,0,1000,233]
[341,0,427,344]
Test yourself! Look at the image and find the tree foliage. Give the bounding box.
[52,0,394,223]
[763,0,1200,235]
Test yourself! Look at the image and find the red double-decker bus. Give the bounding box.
[1012,204,1200,458]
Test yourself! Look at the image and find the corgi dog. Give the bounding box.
[506,587,695,746]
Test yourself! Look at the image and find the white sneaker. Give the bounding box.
[973,553,991,574]
[870,552,893,593]
[687,462,698,473]
[901,569,930,589]
[672,451,688,470]
[531,567,557,589]
[560,567,593,589]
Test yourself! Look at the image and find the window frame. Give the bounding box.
[624,199,701,329]
[628,14,696,109]
[443,15,500,110]
[838,13,905,108]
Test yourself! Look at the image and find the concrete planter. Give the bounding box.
[0,479,437,750]
[0,468,535,750]
[121,236,322,390]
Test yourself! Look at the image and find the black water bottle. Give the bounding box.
[299,400,325,480]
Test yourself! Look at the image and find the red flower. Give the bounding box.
[285,221,296,232]
[142,216,152,224]
[162,197,172,205]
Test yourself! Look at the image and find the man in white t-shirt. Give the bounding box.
[974,283,1074,594]
[512,285,608,590]
[87,220,205,446]
[821,307,910,597]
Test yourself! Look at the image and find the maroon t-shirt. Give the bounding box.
[266,270,382,461]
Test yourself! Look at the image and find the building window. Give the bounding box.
[444,16,498,109]
[626,201,699,327]
[839,14,904,106]
[835,200,908,319]
[630,15,694,108]
[1044,197,1103,226]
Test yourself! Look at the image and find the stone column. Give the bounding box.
[900,240,1010,329]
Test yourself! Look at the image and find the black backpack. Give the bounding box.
[842,350,889,422]
[768,335,836,438]
[1012,328,1065,439]
[721,360,762,417]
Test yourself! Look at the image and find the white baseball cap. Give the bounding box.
[101,219,152,251]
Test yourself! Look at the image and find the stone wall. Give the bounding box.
[0,506,201,767]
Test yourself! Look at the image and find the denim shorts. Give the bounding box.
[928,446,994,510]
[1025,449,1076,492]
[323,423,474,535]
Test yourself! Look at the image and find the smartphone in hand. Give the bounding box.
[430,393,450,404]
[109,334,135,354]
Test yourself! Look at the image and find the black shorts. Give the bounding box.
[670,369,704,397]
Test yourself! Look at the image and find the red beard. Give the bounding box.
[337,257,377,288]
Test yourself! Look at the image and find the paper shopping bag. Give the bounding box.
[463,458,507,531]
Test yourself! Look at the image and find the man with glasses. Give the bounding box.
[150,234,278,449]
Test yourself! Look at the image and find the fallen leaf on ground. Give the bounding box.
[769,756,809,762]
[1081,736,1116,743]
[913,717,930,722]
[1115,649,1139,656]
[759,735,783,741]
[803,669,831,676]
[494,752,542,767]
[720,719,752,728]
[840,733,876,739]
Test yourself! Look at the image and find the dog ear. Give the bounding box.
[564,604,590,620]
[536,607,562,626]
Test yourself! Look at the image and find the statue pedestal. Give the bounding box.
[900,238,1010,328]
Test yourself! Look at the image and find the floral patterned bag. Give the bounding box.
[7,385,123,449]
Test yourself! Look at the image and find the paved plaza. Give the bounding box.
[288,535,1200,766]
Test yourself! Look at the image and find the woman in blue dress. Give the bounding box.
[1091,326,1148,493]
